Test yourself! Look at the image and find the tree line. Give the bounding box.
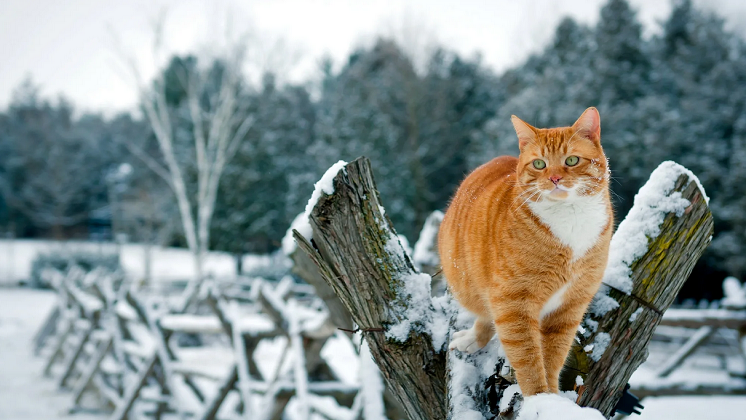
[0,0,743,299]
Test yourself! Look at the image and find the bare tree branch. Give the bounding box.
[120,141,172,186]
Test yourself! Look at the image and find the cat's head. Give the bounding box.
[511,107,609,201]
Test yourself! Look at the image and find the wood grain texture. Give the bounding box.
[289,247,354,332]
[293,157,447,420]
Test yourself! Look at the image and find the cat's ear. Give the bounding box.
[511,115,537,149]
[572,107,601,142]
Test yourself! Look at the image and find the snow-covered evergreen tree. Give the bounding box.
[0,80,116,238]
[211,74,317,257]
[315,40,501,240]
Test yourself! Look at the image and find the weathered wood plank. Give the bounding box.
[33,305,61,355]
[656,326,717,377]
[43,320,74,377]
[659,309,746,329]
[197,365,239,420]
[58,316,99,389]
[109,351,158,420]
[630,384,746,399]
[72,335,113,406]
[294,157,447,420]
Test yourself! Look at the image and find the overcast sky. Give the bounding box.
[2,0,746,115]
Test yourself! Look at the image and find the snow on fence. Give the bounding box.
[292,157,715,420]
[32,262,389,419]
[627,277,746,398]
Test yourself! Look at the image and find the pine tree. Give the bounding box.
[314,40,419,239]
[594,0,650,104]
[0,80,114,238]
[420,50,502,215]
[653,1,746,279]
[211,74,317,257]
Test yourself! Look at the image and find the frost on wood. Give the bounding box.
[588,333,611,362]
[447,350,493,420]
[628,308,643,323]
[499,384,521,414]
[447,305,509,420]
[370,202,453,349]
[396,234,414,259]
[588,292,619,318]
[386,271,454,351]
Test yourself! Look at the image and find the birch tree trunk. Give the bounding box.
[294,157,713,419]
[119,34,254,310]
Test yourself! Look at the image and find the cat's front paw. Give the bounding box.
[449,328,484,353]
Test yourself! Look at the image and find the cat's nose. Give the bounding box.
[550,175,562,185]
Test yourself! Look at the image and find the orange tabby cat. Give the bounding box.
[438,107,613,396]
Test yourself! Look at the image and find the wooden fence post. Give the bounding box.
[294,158,447,420]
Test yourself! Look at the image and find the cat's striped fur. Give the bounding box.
[439,108,613,396]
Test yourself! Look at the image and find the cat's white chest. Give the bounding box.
[528,194,608,261]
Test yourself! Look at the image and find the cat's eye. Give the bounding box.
[532,159,546,169]
[565,156,580,166]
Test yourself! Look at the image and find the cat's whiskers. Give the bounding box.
[565,129,582,150]
[515,187,543,211]
[579,178,623,201]
[608,175,624,187]
[510,189,534,210]
[510,185,540,208]
[606,185,624,201]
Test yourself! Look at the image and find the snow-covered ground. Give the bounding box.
[1,287,746,419]
[2,226,745,418]
[0,288,105,420]
[635,396,746,420]
[0,239,276,285]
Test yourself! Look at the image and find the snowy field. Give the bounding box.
[1,236,745,419]
[635,396,746,419]
[0,239,275,286]
[1,288,746,419]
[630,339,746,420]
[0,288,104,420]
